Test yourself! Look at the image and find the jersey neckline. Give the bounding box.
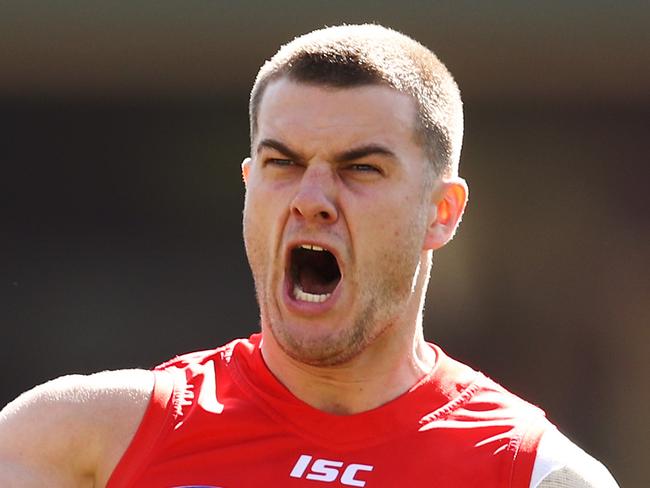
[228,333,480,448]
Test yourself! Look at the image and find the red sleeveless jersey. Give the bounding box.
[108,334,548,487]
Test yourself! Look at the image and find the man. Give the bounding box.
[0,24,618,487]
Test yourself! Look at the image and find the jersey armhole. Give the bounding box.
[510,417,549,488]
[105,369,176,488]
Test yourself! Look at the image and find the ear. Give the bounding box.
[423,177,468,251]
[241,157,251,185]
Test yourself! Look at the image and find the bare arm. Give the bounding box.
[0,369,153,488]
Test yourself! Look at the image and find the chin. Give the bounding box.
[269,315,381,367]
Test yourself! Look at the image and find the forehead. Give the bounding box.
[255,78,420,153]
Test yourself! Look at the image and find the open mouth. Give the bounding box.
[289,244,341,303]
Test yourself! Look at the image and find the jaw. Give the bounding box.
[264,264,429,371]
[264,302,371,367]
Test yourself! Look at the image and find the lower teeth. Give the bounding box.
[293,284,331,303]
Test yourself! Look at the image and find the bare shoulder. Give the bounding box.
[0,369,154,488]
[534,428,619,488]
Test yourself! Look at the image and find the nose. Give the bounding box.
[290,164,338,224]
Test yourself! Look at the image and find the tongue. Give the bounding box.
[298,267,336,295]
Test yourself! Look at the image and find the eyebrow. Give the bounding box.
[257,138,397,164]
[335,144,396,163]
[257,139,302,163]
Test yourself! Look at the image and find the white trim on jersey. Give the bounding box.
[530,427,620,488]
[530,427,566,487]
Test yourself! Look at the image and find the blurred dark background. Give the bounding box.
[2,2,648,486]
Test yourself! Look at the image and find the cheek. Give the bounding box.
[356,198,428,258]
[242,191,268,256]
[244,184,274,227]
[243,185,289,258]
[366,198,418,237]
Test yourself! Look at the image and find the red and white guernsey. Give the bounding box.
[108,334,549,487]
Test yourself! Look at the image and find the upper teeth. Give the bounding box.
[300,244,325,251]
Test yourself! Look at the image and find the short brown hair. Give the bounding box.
[249,24,463,176]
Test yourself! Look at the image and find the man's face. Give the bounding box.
[243,78,436,366]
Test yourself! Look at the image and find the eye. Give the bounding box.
[267,158,294,167]
[347,163,383,174]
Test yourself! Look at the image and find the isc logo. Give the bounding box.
[289,454,374,486]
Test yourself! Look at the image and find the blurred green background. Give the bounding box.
[2,2,648,486]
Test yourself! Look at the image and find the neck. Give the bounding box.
[260,324,436,415]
